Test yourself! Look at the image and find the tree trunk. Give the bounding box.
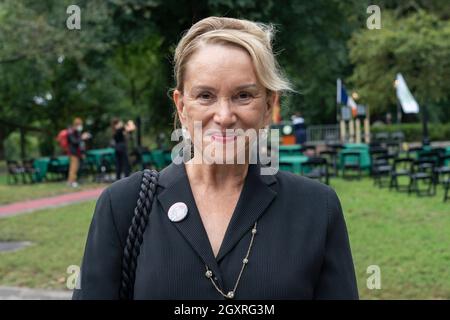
[0,129,6,160]
[20,128,26,160]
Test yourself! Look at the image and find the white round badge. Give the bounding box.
[168,202,188,222]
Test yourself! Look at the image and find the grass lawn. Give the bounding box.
[0,174,107,205]
[0,201,96,289]
[332,177,450,299]
[0,176,449,298]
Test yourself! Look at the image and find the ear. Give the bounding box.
[173,89,187,125]
[263,91,279,127]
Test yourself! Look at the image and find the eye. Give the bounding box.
[234,91,254,103]
[197,92,213,101]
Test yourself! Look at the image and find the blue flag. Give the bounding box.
[337,78,348,105]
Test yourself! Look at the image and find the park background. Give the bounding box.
[0,0,449,299]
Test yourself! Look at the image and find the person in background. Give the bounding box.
[67,117,91,188]
[386,112,392,125]
[111,118,136,180]
[291,112,307,144]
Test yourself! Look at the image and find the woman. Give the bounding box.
[73,17,358,300]
[111,118,135,180]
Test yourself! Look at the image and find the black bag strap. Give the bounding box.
[119,169,159,299]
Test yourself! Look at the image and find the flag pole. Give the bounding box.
[396,98,402,124]
[336,79,341,124]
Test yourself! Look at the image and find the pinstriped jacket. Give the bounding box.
[72,162,358,300]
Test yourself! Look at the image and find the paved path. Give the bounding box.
[0,286,72,300]
[0,188,104,218]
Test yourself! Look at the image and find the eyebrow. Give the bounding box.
[190,85,216,92]
[235,84,258,91]
[190,83,259,92]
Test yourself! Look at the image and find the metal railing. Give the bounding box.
[306,124,340,145]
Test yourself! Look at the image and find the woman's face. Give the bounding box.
[173,43,277,164]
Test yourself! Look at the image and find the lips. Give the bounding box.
[211,134,237,143]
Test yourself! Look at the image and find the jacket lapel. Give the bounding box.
[156,163,221,278]
[156,162,278,274]
[215,164,277,262]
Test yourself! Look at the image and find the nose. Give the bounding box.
[213,97,237,128]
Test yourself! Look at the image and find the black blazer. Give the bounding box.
[72,162,358,300]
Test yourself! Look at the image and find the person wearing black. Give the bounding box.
[73,17,358,300]
[111,118,135,180]
[292,112,307,144]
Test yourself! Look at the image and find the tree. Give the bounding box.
[348,10,450,122]
[0,0,121,157]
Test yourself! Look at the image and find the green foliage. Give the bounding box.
[0,0,120,157]
[371,122,450,142]
[1,1,450,160]
[348,10,450,119]
[4,132,41,161]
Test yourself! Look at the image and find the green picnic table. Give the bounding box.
[279,155,309,174]
[279,144,302,156]
[140,149,173,170]
[344,143,369,150]
[141,151,152,165]
[415,145,450,163]
[412,145,432,159]
[86,148,116,169]
[164,150,173,165]
[33,156,70,182]
[141,149,172,170]
[446,147,450,165]
[338,144,371,170]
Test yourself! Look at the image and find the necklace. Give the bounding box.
[204,221,258,299]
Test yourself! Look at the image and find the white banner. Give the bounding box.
[395,73,419,114]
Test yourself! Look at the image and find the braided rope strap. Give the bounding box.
[119,169,159,300]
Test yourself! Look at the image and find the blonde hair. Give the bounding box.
[173,16,293,93]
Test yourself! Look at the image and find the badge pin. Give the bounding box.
[168,202,188,222]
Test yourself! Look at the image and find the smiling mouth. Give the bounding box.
[211,134,238,143]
